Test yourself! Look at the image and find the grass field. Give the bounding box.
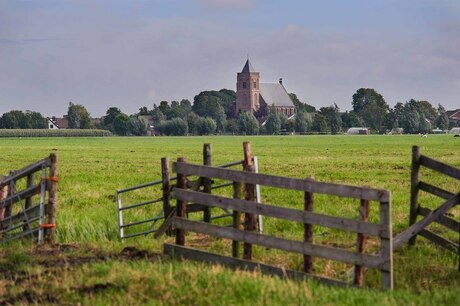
[0,135,458,304]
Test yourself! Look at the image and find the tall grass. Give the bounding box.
[0,135,458,301]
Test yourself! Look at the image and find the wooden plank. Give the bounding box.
[0,159,47,188]
[418,229,458,253]
[232,182,243,258]
[154,207,177,239]
[164,243,351,288]
[304,178,314,274]
[171,217,387,270]
[409,146,421,246]
[173,162,390,202]
[393,193,460,250]
[418,207,459,232]
[172,189,387,237]
[0,177,40,209]
[354,199,369,286]
[202,144,212,223]
[24,173,35,231]
[379,200,393,290]
[1,204,48,227]
[418,182,454,200]
[176,157,187,246]
[420,155,460,180]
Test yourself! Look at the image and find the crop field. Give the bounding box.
[0,135,459,305]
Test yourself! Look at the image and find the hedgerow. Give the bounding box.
[0,129,112,137]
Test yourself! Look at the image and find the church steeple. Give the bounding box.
[236,59,260,114]
[241,59,255,73]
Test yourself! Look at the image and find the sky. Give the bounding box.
[1,0,459,117]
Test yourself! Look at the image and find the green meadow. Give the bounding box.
[0,135,458,304]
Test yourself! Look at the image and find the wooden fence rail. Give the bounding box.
[164,142,393,290]
[399,146,460,270]
[0,153,58,243]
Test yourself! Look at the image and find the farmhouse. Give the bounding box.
[236,59,296,117]
[447,109,460,126]
[47,116,69,129]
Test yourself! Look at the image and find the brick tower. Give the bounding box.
[236,59,260,114]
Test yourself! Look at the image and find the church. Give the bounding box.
[236,59,296,117]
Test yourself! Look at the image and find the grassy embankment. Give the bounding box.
[0,135,458,304]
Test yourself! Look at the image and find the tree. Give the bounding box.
[192,94,227,133]
[103,107,122,131]
[150,106,167,125]
[294,110,308,133]
[341,111,364,130]
[311,114,328,133]
[319,104,342,134]
[138,106,149,115]
[0,110,47,129]
[113,113,130,136]
[399,99,437,133]
[289,93,316,113]
[156,118,188,136]
[185,112,200,135]
[25,111,48,129]
[435,104,449,130]
[196,117,217,135]
[265,106,281,134]
[237,111,259,135]
[0,110,25,128]
[352,88,389,132]
[129,116,148,136]
[68,102,92,129]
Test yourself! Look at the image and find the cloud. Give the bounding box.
[197,0,258,11]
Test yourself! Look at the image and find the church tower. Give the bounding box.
[236,59,260,114]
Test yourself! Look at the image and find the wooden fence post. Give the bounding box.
[0,176,8,234]
[304,177,314,274]
[203,144,212,223]
[243,142,256,260]
[354,199,369,286]
[380,200,393,290]
[23,172,35,232]
[4,171,16,222]
[232,181,243,258]
[161,158,171,216]
[46,154,58,243]
[176,157,187,246]
[409,145,421,246]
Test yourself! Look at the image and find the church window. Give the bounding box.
[253,81,257,88]
[243,82,246,89]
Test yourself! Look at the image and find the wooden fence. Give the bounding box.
[163,142,393,289]
[393,146,459,270]
[0,154,58,243]
[117,144,261,240]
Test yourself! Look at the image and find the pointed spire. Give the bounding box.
[241,59,256,73]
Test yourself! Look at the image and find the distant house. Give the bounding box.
[47,116,68,129]
[236,59,295,117]
[447,109,460,126]
[138,115,155,136]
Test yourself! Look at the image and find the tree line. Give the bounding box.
[0,88,456,135]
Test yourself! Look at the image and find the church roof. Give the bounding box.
[259,83,294,107]
[241,59,256,73]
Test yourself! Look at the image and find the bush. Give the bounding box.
[156,118,188,136]
[237,112,259,135]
